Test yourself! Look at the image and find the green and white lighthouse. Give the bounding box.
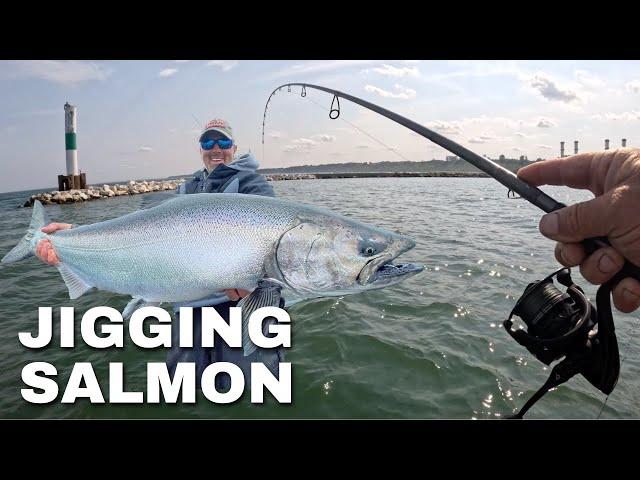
[58,102,86,191]
[64,102,78,175]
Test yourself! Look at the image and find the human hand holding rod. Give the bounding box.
[518,148,640,313]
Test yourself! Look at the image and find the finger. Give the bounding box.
[612,277,640,313]
[41,223,71,234]
[41,223,61,233]
[578,247,625,285]
[35,241,45,260]
[517,153,600,190]
[225,289,240,301]
[46,248,59,266]
[554,242,587,267]
[538,193,612,243]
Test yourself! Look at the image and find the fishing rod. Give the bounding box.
[261,82,640,283]
[262,82,639,418]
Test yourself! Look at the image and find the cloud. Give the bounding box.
[536,144,554,149]
[158,68,178,78]
[311,134,336,142]
[356,145,370,149]
[138,146,153,152]
[268,131,284,139]
[477,133,505,142]
[528,73,580,103]
[625,80,640,94]
[364,83,416,99]
[370,64,420,78]
[3,60,111,86]
[512,147,524,152]
[424,120,462,135]
[513,132,531,138]
[206,60,238,72]
[468,137,487,144]
[574,70,605,89]
[282,137,318,153]
[590,111,640,121]
[175,60,190,63]
[270,60,376,79]
[537,117,556,128]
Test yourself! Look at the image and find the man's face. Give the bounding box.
[200,131,237,171]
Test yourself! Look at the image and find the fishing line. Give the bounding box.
[302,94,415,163]
[261,86,415,167]
[597,323,635,419]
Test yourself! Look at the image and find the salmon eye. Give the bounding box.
[363,246,375,256]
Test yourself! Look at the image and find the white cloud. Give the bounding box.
[175,60,190,63]
[311,134,336,142]
[528,73,580,103]
[513,132,531,138]
[574,70,605,89]
[138,146,153,152]
[206,60,238,72]
[364,83,416,100]
[356,145,370,149]
[370,64,420,78]
[282,137,318,153]
[158,68,178,78]
[536,144,554,149]
[625,80,640,94]
[271,60,376,79]
[478,133,505,142]
[424,120,462,135]
[3,60,111,86]
[269,131,284,140]
[468,137,487,144]
[590,111,640,121]
[537,117,556,128]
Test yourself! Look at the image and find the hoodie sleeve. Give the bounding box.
[238,172,276,198]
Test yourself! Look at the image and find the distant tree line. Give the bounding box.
[258,158,534,175]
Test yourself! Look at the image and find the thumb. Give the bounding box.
[539,193,612,242]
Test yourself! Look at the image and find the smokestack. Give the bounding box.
[560,141,565,158]
[574,140,579,155]
[622,138,627,147]
[605,139,610,150]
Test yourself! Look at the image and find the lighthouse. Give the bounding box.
[58,102,87,191]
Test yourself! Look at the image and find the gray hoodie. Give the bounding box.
[173,152,274,310]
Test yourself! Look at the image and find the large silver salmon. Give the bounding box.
[2,193,423,352]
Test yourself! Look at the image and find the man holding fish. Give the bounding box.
[32,118,285,391]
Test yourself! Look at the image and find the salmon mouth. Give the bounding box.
[356,237,423,287]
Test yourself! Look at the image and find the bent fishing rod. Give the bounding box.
[263,82,640,418]
[262,82,640,284]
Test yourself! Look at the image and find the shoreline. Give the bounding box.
[19,172,490,207]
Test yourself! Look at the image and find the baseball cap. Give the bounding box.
[200,118,234,142]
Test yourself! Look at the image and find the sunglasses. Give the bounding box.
[200,138,234,150]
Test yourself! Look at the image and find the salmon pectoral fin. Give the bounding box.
[238,279,284,357]
[57,264,93,299]
[122,297,162,321]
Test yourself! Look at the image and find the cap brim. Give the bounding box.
[199,128,234,142]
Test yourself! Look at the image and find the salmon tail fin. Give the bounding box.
[1,200,49,264]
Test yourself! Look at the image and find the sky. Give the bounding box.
[0,60,639,193]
